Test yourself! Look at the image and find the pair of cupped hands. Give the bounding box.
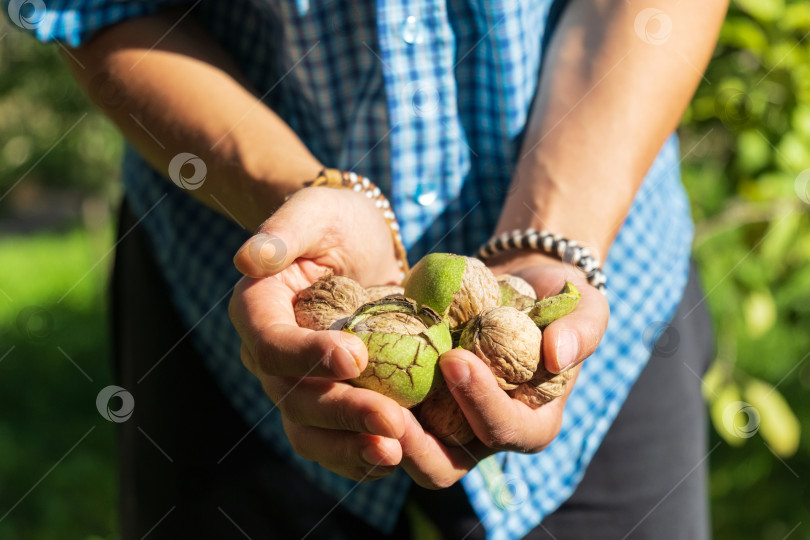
[228,187,609,488]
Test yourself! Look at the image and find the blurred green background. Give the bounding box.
[1,1,809,538]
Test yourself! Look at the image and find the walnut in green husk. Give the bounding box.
[342,297,452,408]
[403,253,501,329]
[418,384,475,446]
[294,274,370,331]
[459,306,542,390]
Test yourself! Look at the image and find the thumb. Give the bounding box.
[233,193,328,277]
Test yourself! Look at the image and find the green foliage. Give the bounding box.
[682,0,810,536]
[1,0,810,537]
[0,17,122,212]
[0,228,118,539]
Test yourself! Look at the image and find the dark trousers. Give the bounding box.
[113,203,713,539]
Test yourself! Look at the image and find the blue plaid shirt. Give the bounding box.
[12,1,693,538]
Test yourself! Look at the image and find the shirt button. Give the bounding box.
[402,16,425,44]
[414,188,438,206]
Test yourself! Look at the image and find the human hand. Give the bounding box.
[393,252,609,488]
[229,186,408,481]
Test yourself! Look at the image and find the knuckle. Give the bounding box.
[253,334,282,377]
[480,424,521,451]
[283,423,314,460]
[278,394,305,426]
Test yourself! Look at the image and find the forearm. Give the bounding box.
[497,0,728,259]
[65,9,321,231]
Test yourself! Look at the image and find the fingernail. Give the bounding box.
[333,346,362,378]
[245,233,287,273]
[362,445,381,465]
[362,442,397,466]
[555,329,579,372]
[365,412,396,438]
[441,357,470,387]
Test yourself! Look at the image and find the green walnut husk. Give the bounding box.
[403,253,501,328]
[342,297,452,408]
[527,282,581,329]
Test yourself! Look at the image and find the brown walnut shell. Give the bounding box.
[510,368,575,408]
[294,274,370,331]
[496,274,537,299]
[446,257,502,328]
[459,306,541,390]
[418,384,475,446]
[365,285,406,302]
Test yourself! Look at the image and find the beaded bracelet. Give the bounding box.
[306,168,410,274]
[477,229,607,294]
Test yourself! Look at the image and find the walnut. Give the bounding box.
[496,274,537,299]
[459,306,541,390]
[403,253,501,328]
[510,368,575,408]
[294,274,370,331]
[418,384,475,446]
[365,284,405,302]
[497,274,537,311]
[342,297,452,408]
